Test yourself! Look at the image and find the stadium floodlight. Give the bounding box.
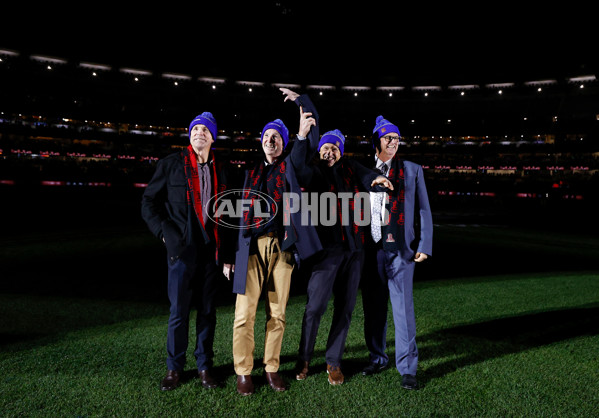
[198,77,226,84]
[306,84,335,90]
[30,55,67,65]
[524,79,557,86]
[412,85,442,91]
[272,83,302,89]
[448,84,479,90]
[341,85,371,91]
[80,62,112,71]
[236,80,264,87]
[567,75,596,84]
[486,82,515,90]
[0,48,19,57]
[162,73,192,81]
[120,68,152,76]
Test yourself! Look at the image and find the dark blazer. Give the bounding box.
[232,94,323,294]
[141,149,227,264]
[290,139,386,252]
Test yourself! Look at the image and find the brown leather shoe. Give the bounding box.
[265,371,286,392]
[198,369,218,389]
[327,364,344,385]
[160,370,180,391]
[236,375,254,396]
[295,360,309,381]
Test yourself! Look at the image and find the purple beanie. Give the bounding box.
[189,112,217,140]
[372,115,400,138]
[261,119,289,148]
[318,129,345,155]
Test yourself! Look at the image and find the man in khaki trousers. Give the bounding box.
[232,231,295,392]
[223,89,321,395]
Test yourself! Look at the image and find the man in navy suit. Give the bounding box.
[141,112,228,391]
[361,115,433,390]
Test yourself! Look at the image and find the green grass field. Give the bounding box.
[1,223,598,416]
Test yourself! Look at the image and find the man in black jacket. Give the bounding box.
[291,122,393,385]
[141,112,227,391]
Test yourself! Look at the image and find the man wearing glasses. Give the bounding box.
[360,115,433,391]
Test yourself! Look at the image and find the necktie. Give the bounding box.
[370,163,387,243]
[378,163,388,176]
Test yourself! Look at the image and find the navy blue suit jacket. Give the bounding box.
[375,156,433,259]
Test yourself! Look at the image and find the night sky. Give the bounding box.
[2,2,595,86]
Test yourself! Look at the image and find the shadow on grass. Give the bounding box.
[109,299,599,392]
[417,303,599,384]
[0,292,167,353]
[169,352,370,392]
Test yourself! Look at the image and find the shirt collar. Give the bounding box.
[374,156,391,173]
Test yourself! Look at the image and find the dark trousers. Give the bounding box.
[298,247,364,367]
[362,247,418,375]
[166,245,219,372]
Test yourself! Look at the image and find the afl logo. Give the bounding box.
[205,188,278,230]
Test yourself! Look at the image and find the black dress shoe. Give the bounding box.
[198,369,218,389]
[160,370,180,391]
[401,374,419,390]
[236,375,254,396]
[362,362,389,376]
[265,371,287,392]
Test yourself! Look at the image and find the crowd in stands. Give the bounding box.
[1,49,597,215]
[1,113,597,202]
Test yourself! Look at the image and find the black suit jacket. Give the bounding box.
[141,150,232,264]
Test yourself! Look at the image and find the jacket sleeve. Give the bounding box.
[141,158,168,240]
[289,94,320,187]
[415,165,433,256]
[294,94,320,156]
[289,138,316,187]
[351,159,386,192]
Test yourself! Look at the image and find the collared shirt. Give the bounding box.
[370,156,391,242]
[198,161,211,222]
[375,157,391,176]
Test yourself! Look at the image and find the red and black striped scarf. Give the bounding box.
[338,162,365,245]
[382,155,405,244]
[182,145,220,260]
[243,159,289,234]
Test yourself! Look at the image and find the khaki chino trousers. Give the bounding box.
[233,233,295,375]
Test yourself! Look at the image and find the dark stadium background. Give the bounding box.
[1,2,597,299]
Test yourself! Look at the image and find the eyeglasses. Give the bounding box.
[381,135,400,143]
